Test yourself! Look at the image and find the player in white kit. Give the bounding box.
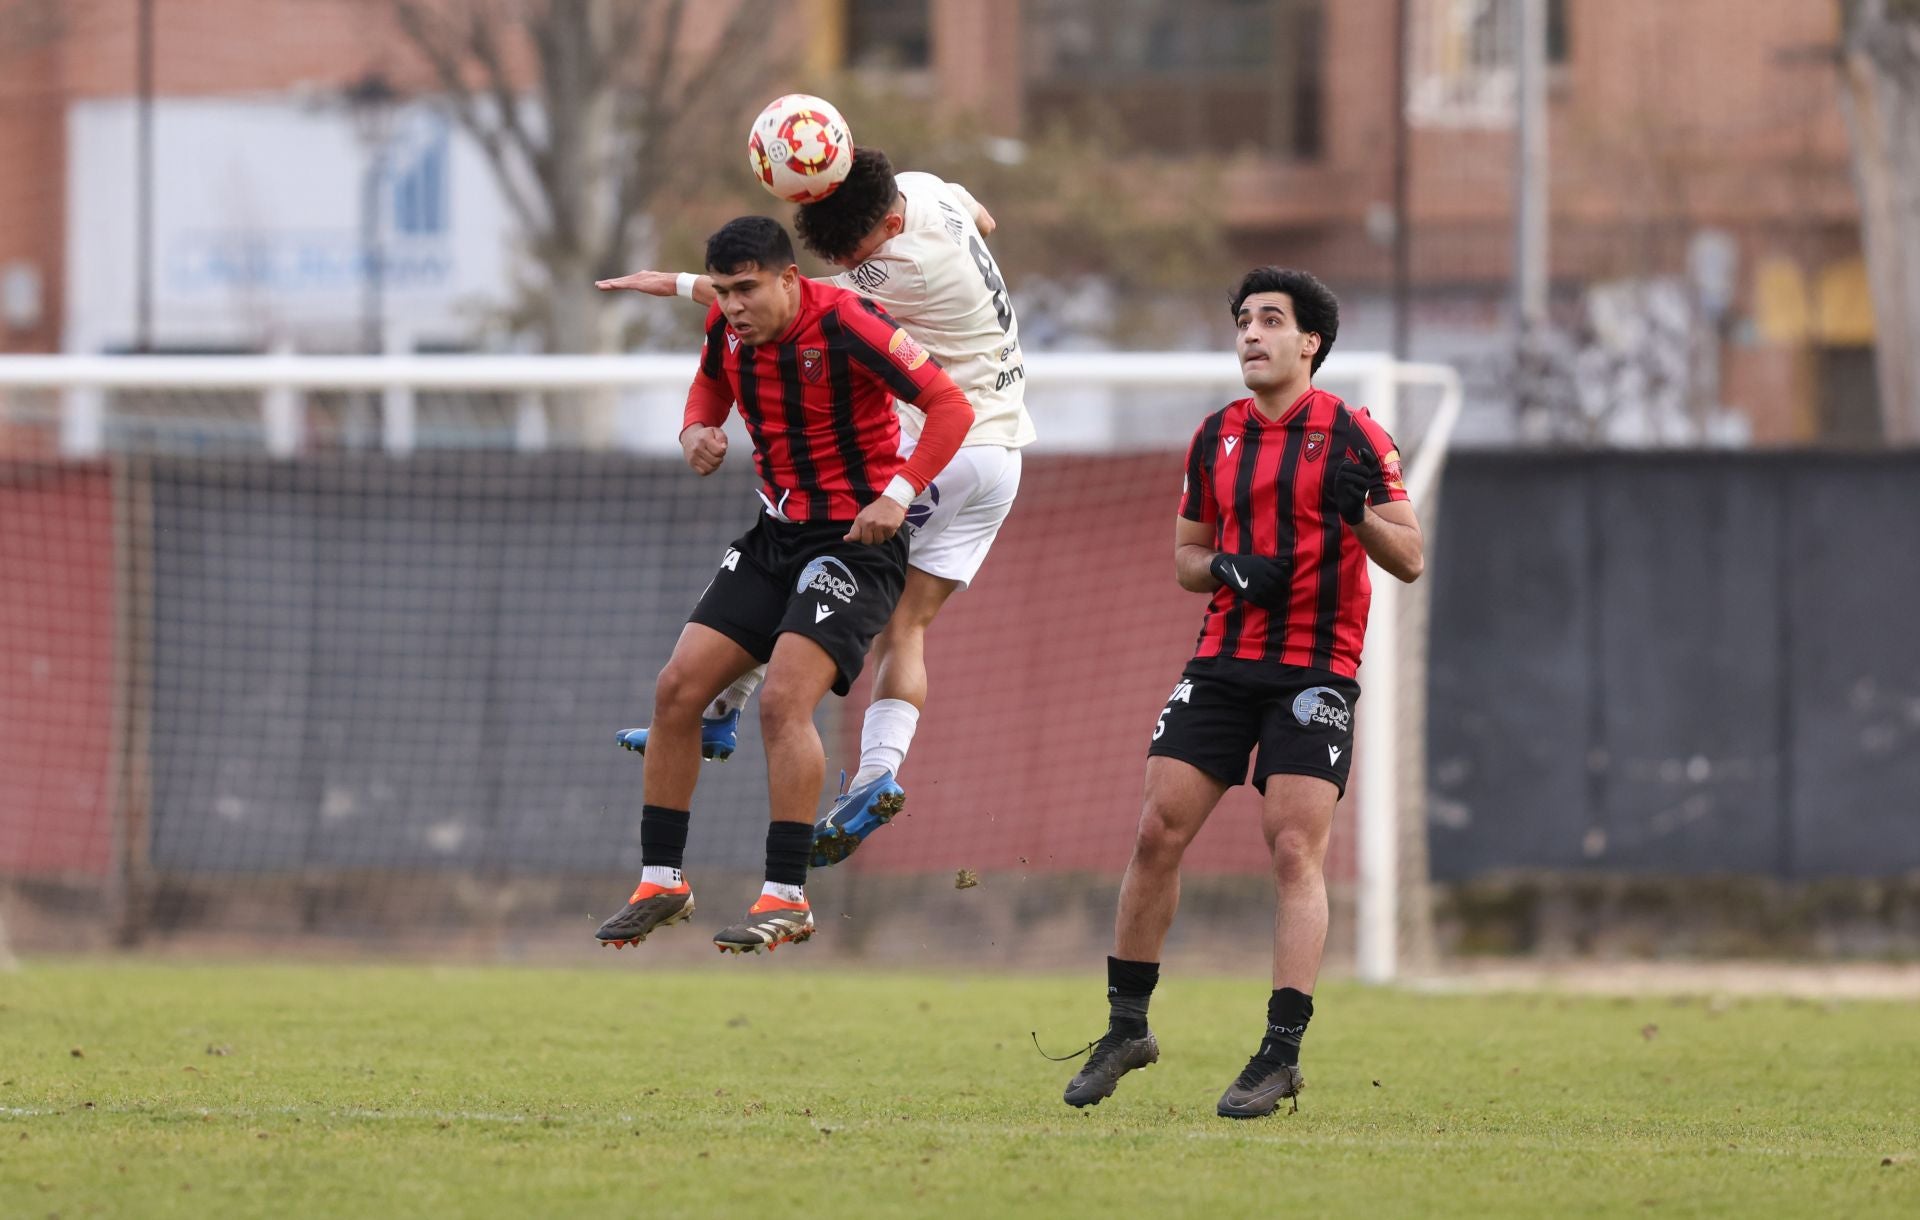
[598,147,1037,865]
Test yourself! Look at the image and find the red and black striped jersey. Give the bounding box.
[687,276,948,522]
[1178,388,1410,679]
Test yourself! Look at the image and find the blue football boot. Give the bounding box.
[615,709,741,762]
[810,770,906,868]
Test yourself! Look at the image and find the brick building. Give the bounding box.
[0,0,1870,441]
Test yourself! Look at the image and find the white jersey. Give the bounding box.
[826,172,1037,450]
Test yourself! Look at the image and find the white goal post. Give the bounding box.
[0,350,1460,982]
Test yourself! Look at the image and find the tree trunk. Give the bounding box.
[1839,0,1920,443]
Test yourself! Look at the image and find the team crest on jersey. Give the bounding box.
[848,261,890,292]
[1304,431,1327,461]
[887,327,930,371]
[802,347,824,384]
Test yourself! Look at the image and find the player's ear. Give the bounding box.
[779,262,799,290]
[886,212,906,238]
[1302,332,1320,360]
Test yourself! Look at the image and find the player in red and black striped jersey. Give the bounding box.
[595,217,973,956]
[1062,268,1425,1118]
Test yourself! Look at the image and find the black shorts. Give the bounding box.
[689,514,908,696]
[1146,656,1361,795]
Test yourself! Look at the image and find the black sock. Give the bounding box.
[1258,987,1314,1066]
[764,821,812,888]
[1107,956,1160,1037]
[640,805,691,871]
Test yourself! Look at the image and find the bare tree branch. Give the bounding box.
[466,2,547,190]
[389,0,548,237]
[381,0,793,348]
[598,0,689,273]
[597,0,772,276]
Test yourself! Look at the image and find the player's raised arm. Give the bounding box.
[598,268,717,308]
[944,178,996,235]
[1334,414,1424,583]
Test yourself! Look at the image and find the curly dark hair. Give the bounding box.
[704,215,796,275]
[1230,267,1339,374]
[794,147,900,262]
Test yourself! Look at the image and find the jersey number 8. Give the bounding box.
[969,236,1013,334]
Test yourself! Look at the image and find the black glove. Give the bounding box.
[1332,450,1380,526]
[1210,552,1290,610]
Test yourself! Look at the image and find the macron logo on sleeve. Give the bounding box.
[815,604,835,623]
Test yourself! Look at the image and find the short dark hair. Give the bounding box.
[705,216,797,276]
[794,147,900,263]
[1230,267,1339,374]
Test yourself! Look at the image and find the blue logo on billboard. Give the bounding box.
[390,125,450,237]
[165,115,453,296]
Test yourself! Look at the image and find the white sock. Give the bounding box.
[705,666,766,720]
[854,698,921,785]
[760,881,805,904]
[641,865,683,889]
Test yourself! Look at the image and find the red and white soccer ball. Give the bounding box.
[746,94,853,204]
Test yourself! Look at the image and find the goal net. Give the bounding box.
[0,353,1458,976]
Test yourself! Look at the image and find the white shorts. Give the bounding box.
[900,443,1022,589]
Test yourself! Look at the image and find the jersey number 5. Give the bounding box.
[969,236,1013,334]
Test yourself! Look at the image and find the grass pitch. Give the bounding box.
[2,961,1916,1218]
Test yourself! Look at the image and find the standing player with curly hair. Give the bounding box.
[600,147,1035,867]
[1059,268,1424,1118]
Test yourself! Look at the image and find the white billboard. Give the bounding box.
[66,98,518,353]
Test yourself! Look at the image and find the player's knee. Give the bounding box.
[1132,803,1193,866]
[756,681,812,738]
[1266,823,1325,881]
[651,664,709,724]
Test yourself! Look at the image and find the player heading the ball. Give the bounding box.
[593,217,973,956]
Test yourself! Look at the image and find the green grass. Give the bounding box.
[2,961,1916,1218]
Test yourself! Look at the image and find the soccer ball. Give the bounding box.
[747,94,853,204]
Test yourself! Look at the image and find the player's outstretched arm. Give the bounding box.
[596,269,717,308]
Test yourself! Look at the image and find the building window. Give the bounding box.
[845,0,931,71]
[1023,0,1325,161]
